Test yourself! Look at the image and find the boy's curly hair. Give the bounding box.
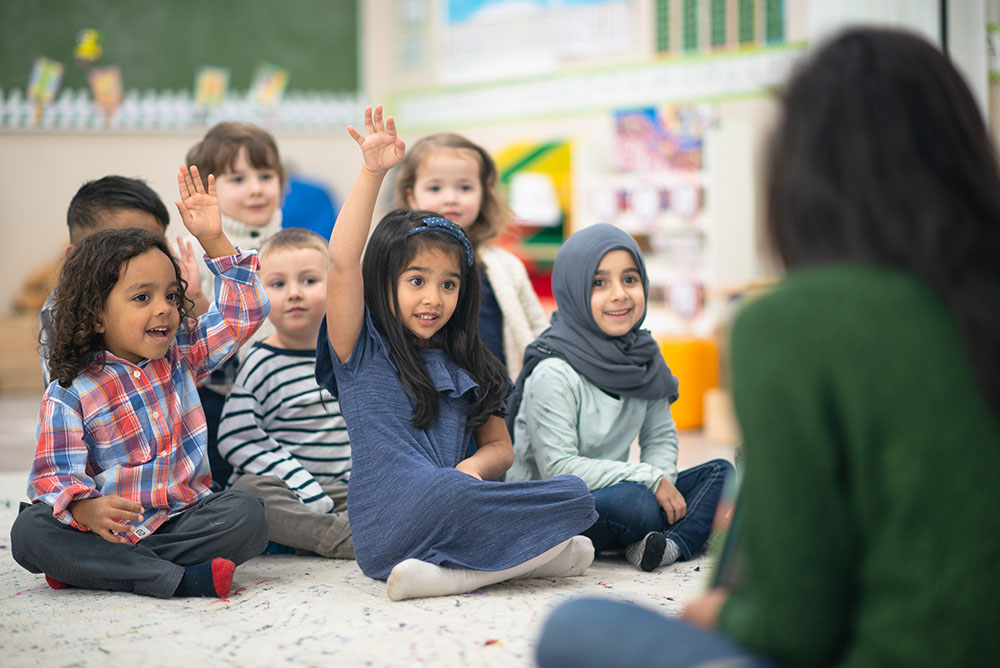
[46,228,192,387]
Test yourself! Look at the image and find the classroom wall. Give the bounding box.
[1,0,996,323]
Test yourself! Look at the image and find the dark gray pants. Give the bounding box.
[10,489,268,599]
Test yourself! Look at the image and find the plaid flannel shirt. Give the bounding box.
[28,250,269,543]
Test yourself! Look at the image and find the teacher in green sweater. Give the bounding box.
[536,26,1000,668]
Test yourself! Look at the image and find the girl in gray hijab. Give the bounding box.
[507,223,732,571]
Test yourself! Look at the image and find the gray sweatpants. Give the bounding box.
[10,489,268,598]
[231,474,354,559]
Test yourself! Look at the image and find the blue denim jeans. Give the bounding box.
[582,459,732,559]
[537,598,777,668]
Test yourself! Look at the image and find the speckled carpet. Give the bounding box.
[0,472,713,667]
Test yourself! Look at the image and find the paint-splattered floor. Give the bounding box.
[0,470,714,667]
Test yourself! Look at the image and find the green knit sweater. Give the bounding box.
[718,264,1000,667]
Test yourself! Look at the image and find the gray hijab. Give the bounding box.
[507,224,678,433]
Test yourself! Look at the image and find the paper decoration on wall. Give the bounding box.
[670,182,703,221]
[615,107,671,171]
[74,28,104,64]
[614,104,716,172]
[667,276,705,319]
[87,65,123,124]
[588,183,618,222]
[630,182,661,225]
[251,64,290,107]
[26,56,64,123]
[509,172,561,227]
[193,66,230,108]
[495,139,572,302]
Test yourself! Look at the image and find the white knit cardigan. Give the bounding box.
[478,243,550,380]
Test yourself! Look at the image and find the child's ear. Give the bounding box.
[94,317,106,334]
[405,188,417,208]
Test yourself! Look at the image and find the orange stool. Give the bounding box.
[658,337,720,430]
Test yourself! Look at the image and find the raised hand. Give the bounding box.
[69,495,145,544]
[347,104,405,174]
[175,165,222,241]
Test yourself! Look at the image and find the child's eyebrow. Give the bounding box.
[127,280,180,291]
[403,266,461,279]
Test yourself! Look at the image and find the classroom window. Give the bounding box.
[656,0,671,52]
[765,0,784,43]
[738,0,755,45]
[682,0,699,52]
[710,0,727,48]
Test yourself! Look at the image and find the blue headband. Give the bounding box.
[406,216,475,267]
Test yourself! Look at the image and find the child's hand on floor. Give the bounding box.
[348,104,405,175]
[68,495,145,544]
[655,478,687,524]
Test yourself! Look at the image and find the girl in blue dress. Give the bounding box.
[315,105,597,601]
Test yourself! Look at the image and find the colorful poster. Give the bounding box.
[251,64,290,107]
[193,66,230,107]
[88,65,123,123]
[614,105,714,172]
[26,56,64,122]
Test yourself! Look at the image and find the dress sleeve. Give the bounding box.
[717,291,855,666]
[523,362,663,490]
[29,392,102,530]
[177,250,270,382]
[218,373,334,514]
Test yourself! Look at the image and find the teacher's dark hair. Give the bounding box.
[765,27,1000,411]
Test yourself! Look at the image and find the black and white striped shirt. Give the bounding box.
[218,342,351,513]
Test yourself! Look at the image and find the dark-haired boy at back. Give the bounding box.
[39,175,206,385]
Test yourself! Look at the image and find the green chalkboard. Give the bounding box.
[0,0,358,93]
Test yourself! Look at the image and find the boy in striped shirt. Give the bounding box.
[218,228,353,559]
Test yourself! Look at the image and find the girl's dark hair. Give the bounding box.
[45,228,192,387]
[393,133,512,249]
[766,27,1000,411]
[363,208,509,430]
[185,121,286,188]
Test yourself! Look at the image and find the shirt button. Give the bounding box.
[133,370,141,379]
[152,410,159,419]
[157,483,164,490]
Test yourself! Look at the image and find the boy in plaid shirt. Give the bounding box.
[10,166,269,599]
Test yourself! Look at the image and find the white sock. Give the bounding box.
[517,536,594,579]
[386,539,573,601]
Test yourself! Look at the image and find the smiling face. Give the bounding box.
[96,248,182,364]
[213,146,282,227]
[394,246,462,341]
[260,246,328,349]
[406,148,484,231]
[590,249,646,337]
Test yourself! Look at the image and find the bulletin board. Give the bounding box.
[0,0,358,93]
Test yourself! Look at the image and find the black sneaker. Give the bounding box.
[625,532,667,572]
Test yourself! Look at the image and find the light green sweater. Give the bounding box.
[508,357,678,491]
[719,264,1000,667]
